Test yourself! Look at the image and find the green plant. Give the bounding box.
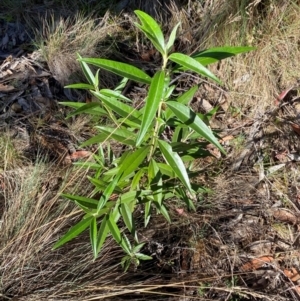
[54,10,254,269]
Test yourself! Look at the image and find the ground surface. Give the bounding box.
[1,1,300,300]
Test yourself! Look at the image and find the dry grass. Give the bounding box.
[186,0,300,114]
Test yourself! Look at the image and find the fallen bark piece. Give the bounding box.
[240,256,274,272]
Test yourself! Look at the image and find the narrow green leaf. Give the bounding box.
[97,173,122,211]
[92,91,142,126]
[80,133,107,147]
[158,139,192,192]
[169,53,221,84]
[135,23,165,55]
[59,102,106,116]
[166,22,180,53]
[95,126,136,146]
[167,101,225,154]
[120,203,134,233]
[77,53,95,85]
[101,89,132,103]
[135,253,152,260]
[176,187,196,211]
[155,202,171,223]
[132,242,145,253]
[144,199,152,227]
[107,215,131,254]
[80,58,151,84]
[53,216,93,249]
[148,159,163,205]
[96,217,109,254]
[131,168,146,190]
[134,10,165,54]
[136,71,165,146]
[61,193,98,209]
[65,102,106,118]
[64,83,94,90]
[90,217,98,259]
[192,46,255,66]
[118,146,150,180]
[165,85,198,120]
[157,163,176,178]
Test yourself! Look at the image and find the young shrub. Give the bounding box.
[55,10,254,269]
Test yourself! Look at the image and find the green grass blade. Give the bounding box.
[158,139,192,192]
[53,216,93,249]
[80,58,151,84]
[136,71,165,146]
[169,52,221,84]
[167,101,225,154]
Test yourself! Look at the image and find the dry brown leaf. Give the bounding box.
[0,83,16,92]
[271,208,298,225]
[240,256,274,272]
[70,150,92,161]
[284,268,300,282]
[290,123,300,136]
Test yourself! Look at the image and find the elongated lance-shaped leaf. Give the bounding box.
[60,102,106,117]
[95,126,136,146]
[65,102,106,118]
[92,91,142,126]
[96,217,109,255]
[165,85,198,121]
[100,89,132,103]
[134,10,165,54]
[166,22,180,53]
[118,146,150,180]
[120,203,134,234]
[144,199,152,227]
[136,71,165,146]
[107,214,131,254]
[77,53,95,85]
[97,172,123,212]
[169,53,221,84]
[148,159,163,206]
[167,101,225,154]
[62,193,99,209]
[90,217,98,259]
[192,46,255,66]
[158,139,192,192]
[80,58,151,84]
[154,202,171,223]
[64,83,94,90]
[53,216,93,249]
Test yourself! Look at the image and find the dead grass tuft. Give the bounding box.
[32,11,120,86]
